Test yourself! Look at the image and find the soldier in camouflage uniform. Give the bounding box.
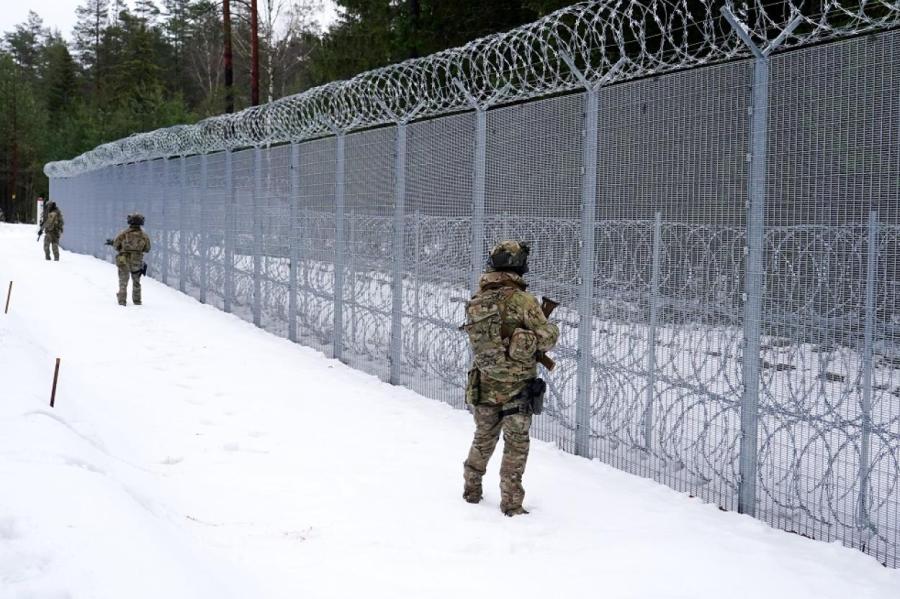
[110,213,151,306]
[461,240,559,516]
[42,202,64,261]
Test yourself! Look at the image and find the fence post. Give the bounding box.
[93,171,100,258]
[451,80,492,292]
[575,87,599,458]
[859,210,878,533]
[301,205,309,330]
[333,133,346,361]
[723,6,802,517]
[179,156,188,293]
[349,209,357,344]
[199,153,209,304]
[289,143,301,343]
[389,123,408,384]
[224,149,235,313]
[161,158,169,285]
[413,209,422,366]
[643,211,663,452]
[560,53,624,458]
[253,146,263,327]
[470,108,487,290]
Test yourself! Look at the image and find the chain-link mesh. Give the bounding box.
[46,0,900,568]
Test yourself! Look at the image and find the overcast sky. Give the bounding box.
[0,0,339,40]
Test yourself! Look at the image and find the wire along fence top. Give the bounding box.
[44,0,900,178]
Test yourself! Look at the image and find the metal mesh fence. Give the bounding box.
[46,1,900,568]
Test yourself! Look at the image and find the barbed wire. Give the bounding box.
[45,0,900,178]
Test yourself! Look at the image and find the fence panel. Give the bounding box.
[402,112,476,407]
[760,29,900,565]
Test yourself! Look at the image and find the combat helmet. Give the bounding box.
[46,201,57,211]
[127,213,145,226]
[488,240,530,275]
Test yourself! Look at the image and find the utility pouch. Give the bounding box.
[115,254,127,267]
[508,328,537,363]
[465,368,481,406]
[526,378,547,415]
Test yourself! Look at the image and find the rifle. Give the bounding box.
[36,218,44,242]
[536,296,560,371]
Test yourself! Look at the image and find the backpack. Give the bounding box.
[122,230,145,252]
[461,287,522,381]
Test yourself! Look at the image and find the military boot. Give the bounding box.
[463,483,483,504]
[117,292,126,306]
[463,467,483,504]
[500,482,528,516]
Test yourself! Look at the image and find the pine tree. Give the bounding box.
[42,36,78,115]
[3,12,49,80]
[73,0,110,92]
[163,0,195,97]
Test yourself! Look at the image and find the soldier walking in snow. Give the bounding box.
[40,201,64,261]
[107,213,151,306]
[460,240,559,516]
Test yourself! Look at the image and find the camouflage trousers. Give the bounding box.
[117,265,142,305]
[43,234,59,261]
[463,401,532,512]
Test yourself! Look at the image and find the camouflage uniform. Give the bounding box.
[43,207,64,261]
[112,222,151,306]
[462,242,559,516]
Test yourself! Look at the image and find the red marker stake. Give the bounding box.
[50,358,61,408]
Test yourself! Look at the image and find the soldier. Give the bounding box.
[108,213,151,306]
[461,240,559,516]
[41,201,64,261]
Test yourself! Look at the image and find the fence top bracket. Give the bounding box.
[559,52,626,93]
[375,97,427,126]
[452,79,512,113]
[722,7,804,59]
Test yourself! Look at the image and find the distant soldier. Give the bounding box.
[460,240,559,516]
[107,213,151,306]
[41,201,64,261]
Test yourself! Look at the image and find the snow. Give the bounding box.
[1,222,899,599]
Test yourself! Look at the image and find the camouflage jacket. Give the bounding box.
[44,210,64,236]
[113,226,151,271]
[466,271,559,404]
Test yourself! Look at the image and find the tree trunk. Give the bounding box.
[224,0,234,113]
[251,0,260,106]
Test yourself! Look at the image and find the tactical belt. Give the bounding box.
[499,401,528,419]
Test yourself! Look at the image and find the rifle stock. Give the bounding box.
[537,297,560,371]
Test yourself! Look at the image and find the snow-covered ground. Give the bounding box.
[1,222,898,599]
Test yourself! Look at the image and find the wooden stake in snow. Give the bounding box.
[50,358,61,408]
[4,281,11,314]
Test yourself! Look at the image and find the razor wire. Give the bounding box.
[44,0,900,178]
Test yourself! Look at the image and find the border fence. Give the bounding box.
[47,1,900,567]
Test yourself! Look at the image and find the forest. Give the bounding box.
[0,0,576,222]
